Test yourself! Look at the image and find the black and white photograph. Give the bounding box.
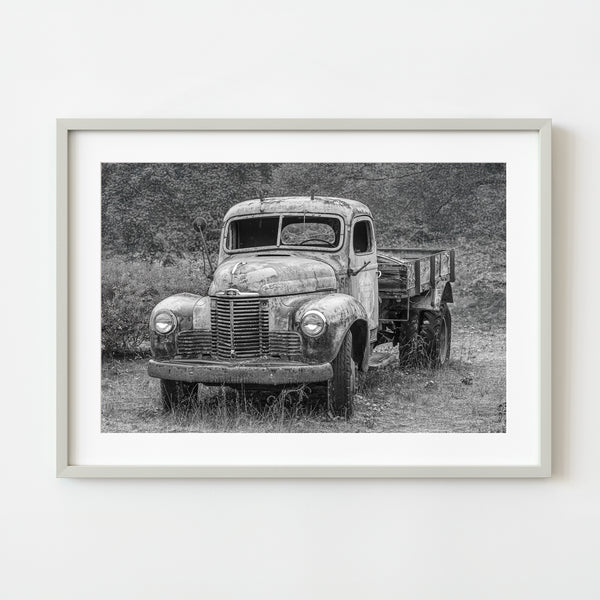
[101,162,506,433]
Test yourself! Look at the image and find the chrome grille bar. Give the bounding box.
[268,331,302,360]
[176,330,213,358]
[211,297,269,359]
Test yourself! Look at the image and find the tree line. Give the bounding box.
[102,162,505,260]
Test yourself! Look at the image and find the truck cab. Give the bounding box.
[148,196,454,418]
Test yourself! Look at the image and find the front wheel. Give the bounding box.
[160,379,198,412]
[328,330,356,419]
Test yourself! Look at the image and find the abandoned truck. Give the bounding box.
[148,196,455,417]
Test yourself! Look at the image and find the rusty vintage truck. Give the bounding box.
[148,196,455,417]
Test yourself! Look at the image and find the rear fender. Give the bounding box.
[411,282,453,311]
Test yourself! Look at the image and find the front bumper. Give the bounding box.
[148,358,333,386]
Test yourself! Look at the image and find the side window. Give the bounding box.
[353,220,373,253]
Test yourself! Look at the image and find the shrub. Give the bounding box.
[102,256,210,356]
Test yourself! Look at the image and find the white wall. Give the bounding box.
[1,1,598,598]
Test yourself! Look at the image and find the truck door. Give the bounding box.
[349,217,378,331]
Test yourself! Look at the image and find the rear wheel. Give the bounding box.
[397,312,420,367]
[328,330,356,419]
[419,303,452,367]
[160,379,199,412]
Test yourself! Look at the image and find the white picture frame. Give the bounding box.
[57,118,551,478]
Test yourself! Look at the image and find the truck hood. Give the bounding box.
[209,255,338,297]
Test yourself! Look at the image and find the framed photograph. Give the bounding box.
[57,118,551,477]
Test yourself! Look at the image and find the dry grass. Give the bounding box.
[102,315,505,433]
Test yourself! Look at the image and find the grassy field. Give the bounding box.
[101,311,505,433]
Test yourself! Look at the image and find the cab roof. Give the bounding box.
[223,196,372,221]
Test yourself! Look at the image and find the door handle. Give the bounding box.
[349,260,371,276]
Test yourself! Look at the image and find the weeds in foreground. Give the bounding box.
[163,384,325,432]
[102,324,506,433]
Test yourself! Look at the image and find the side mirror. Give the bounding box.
[192,215,214,277]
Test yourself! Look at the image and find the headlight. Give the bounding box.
[300,310,326,337]
[153,310,177,334]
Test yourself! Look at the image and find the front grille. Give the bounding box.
[176,330,212,358]
[269,331,302,360]
[175,300,303,361]
[211,297,269,359]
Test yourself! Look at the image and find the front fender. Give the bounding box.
[149,292,202,358]
[294,293,369,367]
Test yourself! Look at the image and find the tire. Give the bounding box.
[328,330,356,418]
[419,303,452,368]
[397,312,420,367]
[160,379,199,412]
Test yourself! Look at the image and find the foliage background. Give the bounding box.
[102,163,506,355]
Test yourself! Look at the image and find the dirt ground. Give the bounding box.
[101,316,505,433]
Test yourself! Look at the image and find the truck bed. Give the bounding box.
[377,248,455,298]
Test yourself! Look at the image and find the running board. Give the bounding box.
[368,351,397,370]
